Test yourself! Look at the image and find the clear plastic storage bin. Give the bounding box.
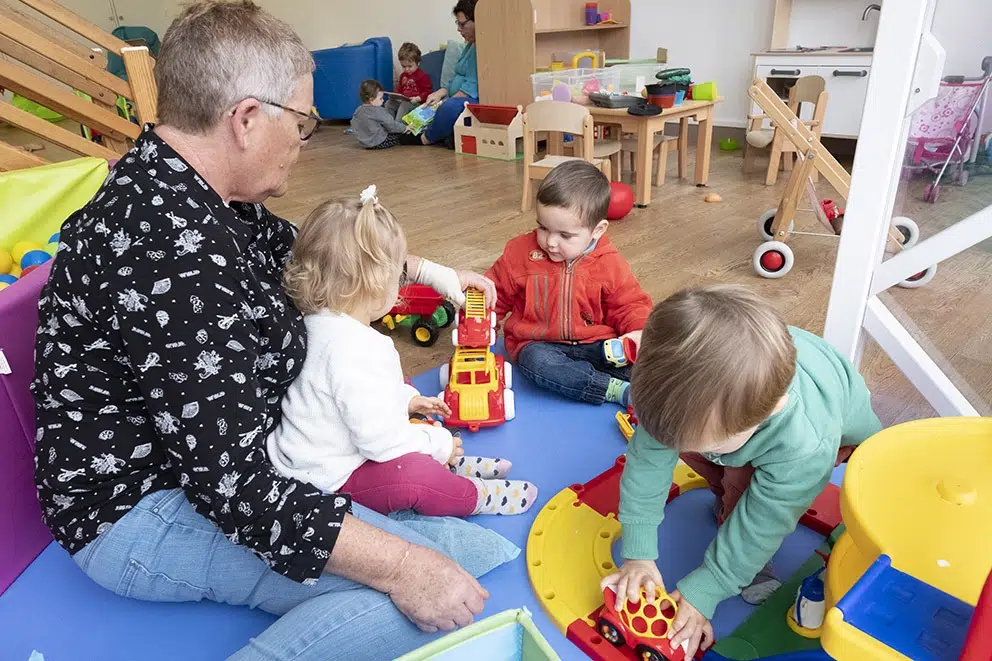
[530,68,619,104]
[608,62,667,94]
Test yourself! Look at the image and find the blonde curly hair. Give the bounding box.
[284,195,406,316]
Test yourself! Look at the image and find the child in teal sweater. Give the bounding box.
[602,285,882,658]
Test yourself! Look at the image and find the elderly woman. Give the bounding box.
[422,0,479,145]
[31,3,504,659]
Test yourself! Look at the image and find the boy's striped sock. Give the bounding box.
[605,378,631,407]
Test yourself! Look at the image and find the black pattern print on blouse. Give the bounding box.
[32,128,351,584]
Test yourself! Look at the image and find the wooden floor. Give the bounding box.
[12,120,990,425]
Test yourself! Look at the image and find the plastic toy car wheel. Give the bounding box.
[441,301,457,328]
[898,263,937,288]
[891,216,920,249]
[451,327,459,346]
[636,647,667,661]
[412,319,439,347]
[504,362,513,389]
[439,363,450,390]
[490,311,497,328]
[490,328,497,347]
[597,618,625,648]
[924,183,940,203]
[753,241,794,279]
[757,208,793,241]
[504,389,515,421]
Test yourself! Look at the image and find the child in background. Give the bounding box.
[397,42,433,105]
[267,185,536,517]
[604,285,882,658]
[351,79,421,150]
[486,161,652,407]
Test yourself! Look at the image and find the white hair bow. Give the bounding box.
[359,184,378,206]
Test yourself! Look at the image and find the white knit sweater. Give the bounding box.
[266,310,454,493]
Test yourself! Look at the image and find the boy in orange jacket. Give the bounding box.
[486,161,652,407]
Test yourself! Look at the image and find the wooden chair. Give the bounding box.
[520,101,612,212]
[621,132,683,186]
[0,0,158,172]
[744,75,827,185]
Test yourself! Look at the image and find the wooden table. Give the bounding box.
[588,97,724,207]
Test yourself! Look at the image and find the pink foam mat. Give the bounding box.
[0,262,53,595]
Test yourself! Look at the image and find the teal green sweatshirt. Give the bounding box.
[619,327,882,619]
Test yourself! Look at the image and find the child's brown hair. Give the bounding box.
[359,79,383,103]
[284,194,406,316]
[536,160,611,229]
[398,42,422,65]
[631,285,796,451]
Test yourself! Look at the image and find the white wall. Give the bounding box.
[788,0,879,48]
[932,0,992,133]
[629,0,775,128]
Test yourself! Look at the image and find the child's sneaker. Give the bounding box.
[741,563,781,605]
[470,478,536,515]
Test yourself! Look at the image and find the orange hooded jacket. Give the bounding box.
[485,231,652,361]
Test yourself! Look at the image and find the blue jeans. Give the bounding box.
[71,489,494,660]
[516,341,631,404]
[424,95,477,144]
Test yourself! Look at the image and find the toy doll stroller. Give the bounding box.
[905,56,992,202]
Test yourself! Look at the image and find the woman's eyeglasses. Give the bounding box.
[455,18,473,28]
[254,99,320,140]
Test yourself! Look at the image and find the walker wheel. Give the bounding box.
[891,216,920,249]
[753,241,794,279]
[898,263,937,288]
[757,209,794,241]
[924,183,940,203]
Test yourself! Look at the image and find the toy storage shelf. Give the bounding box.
[477,0,631,109]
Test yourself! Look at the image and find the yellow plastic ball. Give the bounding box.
[45,242,60,257]
[10,265,22,278]
[0,282,9,292]
[0,249,11,274]
[12,241,44,263]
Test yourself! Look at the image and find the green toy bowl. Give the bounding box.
[719,137,740,151]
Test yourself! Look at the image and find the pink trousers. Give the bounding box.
[339,452,479,516]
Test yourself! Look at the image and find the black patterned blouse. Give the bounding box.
[32,129,351,584]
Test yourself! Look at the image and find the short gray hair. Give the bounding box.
[155,1,314,133]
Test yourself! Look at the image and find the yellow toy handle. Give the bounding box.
[571,51,598,69]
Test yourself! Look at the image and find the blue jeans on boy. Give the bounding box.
[424,96,477,144]
[71,488,514,660]
[516,341,631,404]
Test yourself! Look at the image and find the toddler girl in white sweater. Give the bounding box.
[267,186,536,516]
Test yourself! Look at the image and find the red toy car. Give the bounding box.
[596,586,687,661]
[380,284,456,347]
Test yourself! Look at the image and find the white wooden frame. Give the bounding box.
[823,0,985,417]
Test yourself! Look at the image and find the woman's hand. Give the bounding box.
[456,271,497,309]
[600,559,664,610]
[447,434,464,466]
[669,590,714,658]
[409,395,451,418]
[387,544,489,632]
[425,89,447,106]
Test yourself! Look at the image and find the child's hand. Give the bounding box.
[456,271,497,309]
[409,396,452,418]
[600,559,664,610]
[409,96,422,104]
[669,590,714,658]
[620,330,642,352]
[447,434,464,465]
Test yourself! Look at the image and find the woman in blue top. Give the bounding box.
[422,0,479,145]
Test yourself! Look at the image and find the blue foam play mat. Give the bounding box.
[0,350,839,660]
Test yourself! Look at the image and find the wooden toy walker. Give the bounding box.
[746,78,937,287]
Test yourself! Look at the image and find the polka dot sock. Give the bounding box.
[449,455,513,479]
[469,478,537,515]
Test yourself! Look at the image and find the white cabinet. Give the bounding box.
[751,53,873,139]
[817,65,871,137]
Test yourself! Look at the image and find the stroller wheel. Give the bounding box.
[924,183,940,203]
[958,169,969,186]
[891,217,920,249]
[753,241,794,279]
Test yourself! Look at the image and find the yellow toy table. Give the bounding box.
[823,417,992,659]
